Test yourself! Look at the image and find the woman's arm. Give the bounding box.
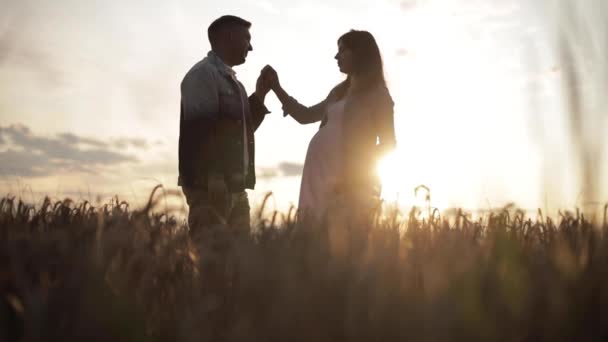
[339,87,396,191]
[266,67,328,125]
[273,84,328,125]
[376,90,396,153]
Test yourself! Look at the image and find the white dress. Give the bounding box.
[298,99,346,220]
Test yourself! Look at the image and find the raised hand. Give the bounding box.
[255,66,272,100]
[263,65,280,91]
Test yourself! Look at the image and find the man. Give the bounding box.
[179,15,272,235]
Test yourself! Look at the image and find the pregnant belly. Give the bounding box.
[304,129,342,183]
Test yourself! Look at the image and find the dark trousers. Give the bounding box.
[181,187,251,340]
[182,187,251,236]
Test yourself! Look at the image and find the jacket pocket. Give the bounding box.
[219,89,243,120]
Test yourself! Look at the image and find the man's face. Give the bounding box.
[228,26,252,66]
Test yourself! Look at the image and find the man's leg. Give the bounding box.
[222,191,250,338]
[182,186,233,339]
[228,191,251,235]
[182,186,221,237]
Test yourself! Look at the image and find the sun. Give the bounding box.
[376,149,461,211]
[376,151,411,205]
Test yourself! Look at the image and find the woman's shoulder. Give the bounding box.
[327,81,348,102]
[326,81,393,107]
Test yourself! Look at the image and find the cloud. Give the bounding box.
[257,162,304,179]
[57,132,107,148]
[400,0,419,11]
[114,138,150,150]
[0,149,47,177]
[396,48,410,57]
[252,0,281,14]
[0,149,92,177]
[0,11,70,88]
[278,162,304,176]
[0,124,134,164]
[0,123,152,177]
[257,167,280,179]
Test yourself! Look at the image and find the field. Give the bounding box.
[1,186,608,341]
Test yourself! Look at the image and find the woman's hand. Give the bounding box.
[265,66,281,91]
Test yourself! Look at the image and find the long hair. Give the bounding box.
[332,30,387,100]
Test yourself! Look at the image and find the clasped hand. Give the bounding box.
[255,65,280,100]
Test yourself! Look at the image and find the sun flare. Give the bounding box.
[377,151,410,205]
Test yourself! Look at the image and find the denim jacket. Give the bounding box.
[178,51,269,191]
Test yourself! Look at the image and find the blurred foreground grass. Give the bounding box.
[1,185,608,342]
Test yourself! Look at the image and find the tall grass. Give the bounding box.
[543,0,607,212]
[1,186,608,341]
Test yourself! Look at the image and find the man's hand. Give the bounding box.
[255,65,273,101]
[264,66,280,91]
[255,65,281,100]
[207,173,230,218]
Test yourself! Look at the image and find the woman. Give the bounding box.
[270,30,396,222]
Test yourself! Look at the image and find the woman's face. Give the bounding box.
[335,41,354,75]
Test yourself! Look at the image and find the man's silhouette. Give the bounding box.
[179,15,272,235]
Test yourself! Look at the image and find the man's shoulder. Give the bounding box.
[183,58,219,82]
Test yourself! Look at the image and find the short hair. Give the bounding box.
[207,15,251,48]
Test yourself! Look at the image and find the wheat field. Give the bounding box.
[1,185,607,341]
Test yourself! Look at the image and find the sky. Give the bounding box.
[0,0,606,214]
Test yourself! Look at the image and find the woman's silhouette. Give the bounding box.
[269,30,396,222]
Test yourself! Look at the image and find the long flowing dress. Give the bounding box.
[297,99,347,221]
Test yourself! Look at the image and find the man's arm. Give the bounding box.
[247,65,273,130]
[181,66,225,179]
[249,93,270,131]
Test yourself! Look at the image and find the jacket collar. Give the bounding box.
[207,51,237,77]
